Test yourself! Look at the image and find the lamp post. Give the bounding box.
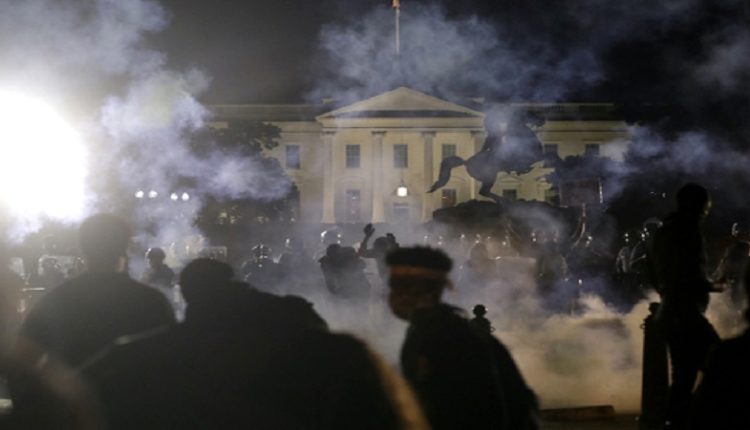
[396,180,408,197]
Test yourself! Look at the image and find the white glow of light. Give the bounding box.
[170,193,178,201]
[396,186,408,197]
[148,190,158,199]
[135,190,145,199]
[181,192,189,201]
[0,90,87,221]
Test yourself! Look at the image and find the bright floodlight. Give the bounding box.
[148,190,158,199]
[135,190,145,199]
[170,192,179,201]
[0,90,87,221]
[181,192,190,201]
[396,185,408,197]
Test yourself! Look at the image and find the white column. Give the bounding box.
[421,131,436,221]
[469,131,485,200]
[371,131,386,223]
[321,131,336,224]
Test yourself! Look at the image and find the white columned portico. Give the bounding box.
[321,131,336,224]
[421,131,436,221]
[371,131,386,223]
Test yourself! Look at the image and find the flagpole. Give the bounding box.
[393,0,400,57]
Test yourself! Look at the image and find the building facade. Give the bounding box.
[210,87,629,224]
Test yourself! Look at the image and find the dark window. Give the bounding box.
[285,145,301,169]
[503,189,517,200]
[345,189,361,222]
[543,144,558,155]
[442,144,457,159]
[441,189,457,208]
[393,203,409,222]
[584,143,600,156]
[345,145,360,168]
[394,144,408,168]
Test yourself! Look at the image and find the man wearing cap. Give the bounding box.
[386,246,538,430]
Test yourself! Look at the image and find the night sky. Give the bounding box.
[153,0,750,148]
[154,0,372,103]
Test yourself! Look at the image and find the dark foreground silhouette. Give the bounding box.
[84,258,428,430]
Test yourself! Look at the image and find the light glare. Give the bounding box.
[0,90,87,221]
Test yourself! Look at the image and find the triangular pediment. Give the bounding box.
[317,87,485,120]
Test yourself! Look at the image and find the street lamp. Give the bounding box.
[396,180,408,197]
[135,190,144,199]
[148,190,158,199]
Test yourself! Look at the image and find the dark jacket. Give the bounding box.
[647,212,713,316]
[84,287,420,430]
[401,304,538,430]
[20,272,175,367]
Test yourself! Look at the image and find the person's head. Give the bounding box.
[325,243,340,258]
[321,229,341,246]
[386,247,453,321]
[179,258,235,305]
[472,304,487,318]
[372,236,390,253]
[676,183,711,218]
[78,214,131,272]
[145,247,166,268]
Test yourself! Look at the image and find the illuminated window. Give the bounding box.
[442,144,457,159]
[441,189,457,208]
[285,145,301,169]
[346,145,360,168]
[394,144,408,168]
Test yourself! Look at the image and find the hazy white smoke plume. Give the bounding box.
[0,0,292,253]
[309,4,601,104]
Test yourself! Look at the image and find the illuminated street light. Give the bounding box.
[135,190,145,199]
[396,180,408,197]
[0,90,88,220]
[181,192,190,201]
[170,193,179,201]
[148,190,158,199]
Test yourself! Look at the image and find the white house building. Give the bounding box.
[210,87,629,224]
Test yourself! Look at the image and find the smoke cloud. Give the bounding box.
[308,4,601,105]
[0,0,294,257]
[302,0,750,413]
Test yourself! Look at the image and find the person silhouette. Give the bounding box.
[386,246,538,430]
[85,258,428,430]
[17,213,176,368]
[691,261,750,429]
[140,247,175,288]
[646,184,722,429]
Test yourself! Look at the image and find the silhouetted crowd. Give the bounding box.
[0,183,748,429]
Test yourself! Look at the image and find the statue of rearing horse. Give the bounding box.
[427,113,546,204]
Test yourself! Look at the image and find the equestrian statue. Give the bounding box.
[427,112,545,204]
